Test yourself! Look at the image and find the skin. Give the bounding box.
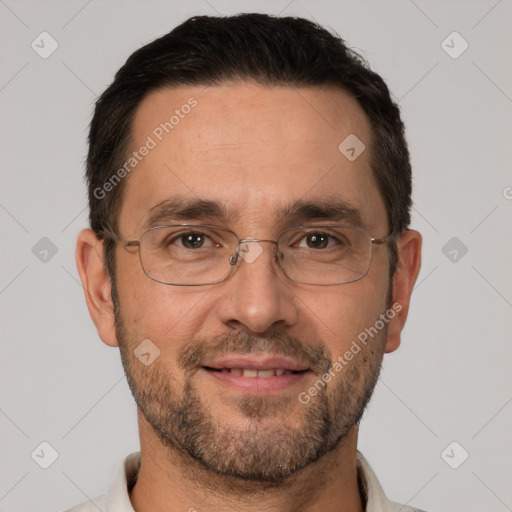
[76,82,422,512]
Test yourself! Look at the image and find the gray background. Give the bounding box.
[1,0,511,511]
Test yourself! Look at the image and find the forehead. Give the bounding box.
[119,82,387,235]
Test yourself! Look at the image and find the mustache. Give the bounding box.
[178,327,332,375]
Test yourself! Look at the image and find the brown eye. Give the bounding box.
[181,232,206,249]
[306,233,329,249]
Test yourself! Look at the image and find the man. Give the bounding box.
[70,12,423,512]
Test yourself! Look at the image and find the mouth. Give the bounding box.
[204,367,305,377]
[200,355,310,393]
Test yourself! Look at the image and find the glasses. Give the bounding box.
[113,224,391,286]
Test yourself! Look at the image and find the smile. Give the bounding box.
[200,355,310,393]
[204,367,305,378]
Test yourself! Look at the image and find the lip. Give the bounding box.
[200,355,310,394]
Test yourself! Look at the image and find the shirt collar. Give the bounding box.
[106,452,139,512]
[356,451,397,511]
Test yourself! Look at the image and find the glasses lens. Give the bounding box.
[278,226,373,285]
[139,226,237,285]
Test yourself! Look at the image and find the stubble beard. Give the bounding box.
[114,305,386,484]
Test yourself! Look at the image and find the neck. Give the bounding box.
[129,412,364,512]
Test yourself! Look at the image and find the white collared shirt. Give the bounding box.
[64,451,426,512]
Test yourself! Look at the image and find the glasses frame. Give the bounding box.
[108,223,392,287]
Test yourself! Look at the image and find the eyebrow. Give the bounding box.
[143,197,233,230]
[142,196,364,231]
[277,199,364,227]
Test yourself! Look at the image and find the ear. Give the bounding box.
[384,229,422,354]
[76,229,119,347]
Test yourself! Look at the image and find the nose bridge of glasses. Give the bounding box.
[238,237,278,246]
[229,237,279,266]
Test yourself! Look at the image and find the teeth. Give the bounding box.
[257,369,275,378]
[225,368,289,377]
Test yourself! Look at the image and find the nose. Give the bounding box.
[216,240,298,333]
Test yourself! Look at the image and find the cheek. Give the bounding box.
[297,279,389,357]
[115,265,214,357]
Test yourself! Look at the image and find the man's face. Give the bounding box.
[112,83,394,481]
